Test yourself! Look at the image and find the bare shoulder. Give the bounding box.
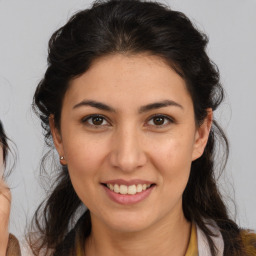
[6,234,21,256]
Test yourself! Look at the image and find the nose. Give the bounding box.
[109,126,147,172]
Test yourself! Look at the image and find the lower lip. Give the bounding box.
[102,185,154,205]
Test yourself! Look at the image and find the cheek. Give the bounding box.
[61,135,109,201]
[150,134,195,187]
[62,131,107,172]
[64,142,101,206]
[152,134,194,167]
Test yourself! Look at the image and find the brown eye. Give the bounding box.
[82,115,109,127]
[92,116,104,125]
[147,115,173,127]
[153,116,165,125]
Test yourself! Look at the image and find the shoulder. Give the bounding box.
[240,229,256,255]
[6,234,21,256]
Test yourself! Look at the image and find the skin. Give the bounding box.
[51,54,212,256]
[0,146,11,256]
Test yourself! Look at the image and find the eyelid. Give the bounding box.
[145,114,175,127]
[81,113,175,128]
[81,114,111,127]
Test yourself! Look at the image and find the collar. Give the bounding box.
[197,220,224,256]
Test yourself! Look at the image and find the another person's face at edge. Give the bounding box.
[51,54,211,234]
[0,146,4,177]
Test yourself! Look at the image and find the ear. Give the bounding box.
[49,115,67,165]
[192,109,213,161]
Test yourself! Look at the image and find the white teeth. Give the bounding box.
[128,185,136,195]
[137,184,143,193]
[114,184,120,193]
[120,185,128,194]
[106,183,152,195]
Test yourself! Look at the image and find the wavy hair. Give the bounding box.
[0,120,15,177]
[0,120,16,208]
[0,121,9,166]
[31,0,252,255]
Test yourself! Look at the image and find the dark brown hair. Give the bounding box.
[0,120,9,166]
[0,121,16,178]
[31,0,252,255]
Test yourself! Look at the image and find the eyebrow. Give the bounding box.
[138,100,183,113]
[73,99,183,113]
[73,100,115,112]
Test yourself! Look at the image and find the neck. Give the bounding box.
[85,211,191,256]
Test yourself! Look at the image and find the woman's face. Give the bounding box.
[51,54,211,233]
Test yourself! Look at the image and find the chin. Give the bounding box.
[102,210,157,233]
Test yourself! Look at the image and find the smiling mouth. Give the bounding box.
[103,183,155,195]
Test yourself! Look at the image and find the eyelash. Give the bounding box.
[146,114,174,128]
[81,114,174,128]
[82,114,110,128]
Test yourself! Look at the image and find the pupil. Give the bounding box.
[154,117,164,125]
[93,116,103,125]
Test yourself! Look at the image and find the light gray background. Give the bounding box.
[0,0,255,240]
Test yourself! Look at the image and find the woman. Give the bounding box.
[0,121,21,256]
[29,0,256,255]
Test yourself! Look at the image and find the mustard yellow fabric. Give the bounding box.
[241,230,256,255]
[75,223,198,256]
[76,244,83,256]
[75,232,84,256]
[185,222,198,256]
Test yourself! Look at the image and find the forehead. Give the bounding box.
[65,54,192,110]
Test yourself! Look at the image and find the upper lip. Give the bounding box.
[101,179,155,186]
